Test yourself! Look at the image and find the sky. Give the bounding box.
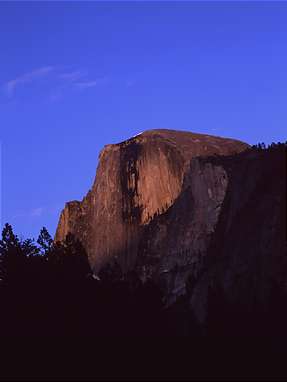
[0,1,286,239]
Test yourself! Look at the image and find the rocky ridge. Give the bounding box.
[55,129,248,275]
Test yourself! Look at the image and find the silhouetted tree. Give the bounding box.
[21,238,39,257]
[51,233,91,282]
[0,223,26,285]
[37,227,53,255]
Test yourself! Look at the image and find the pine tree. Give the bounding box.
[0,223,20,253]
[21,238,39,257]
[0,223,26,284]
[37,227,53,255]
[54,233,91,282]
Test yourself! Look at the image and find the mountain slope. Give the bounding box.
[55,129,248,272]
[190,145,287,329]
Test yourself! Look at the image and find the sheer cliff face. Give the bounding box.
[55,129,248,272]
[136,158,230,301]
[190,147,287,326]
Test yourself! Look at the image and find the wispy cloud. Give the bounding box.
[3,66,107,102]
[5,66,54,97]
[49,76,98,102]
[59,70,100,89]
[12,207,45,220]
[75,80,97,89]
[11,204,62,221]
[59,70,85,83]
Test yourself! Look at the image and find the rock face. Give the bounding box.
[189,145,287,327]
[136,156,230,303]
[55,129,286,331]
[55,129,248,273]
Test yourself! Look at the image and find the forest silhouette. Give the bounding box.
[0,223,286,338]
[0,142,286,338]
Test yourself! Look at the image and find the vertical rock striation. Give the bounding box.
[190,145,287,327]
[55,129,249,273]
[136,157,230,303]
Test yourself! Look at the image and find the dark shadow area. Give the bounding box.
[0,224,169,337]
[0,142,286,379]
[0,143,286,339]
[0,220,286,339]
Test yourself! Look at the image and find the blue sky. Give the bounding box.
[0,1,286,239]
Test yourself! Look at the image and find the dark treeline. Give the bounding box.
[251,141,287,151]
[0,141,286,337]
[0,224,202,337]
[0,223,286,338]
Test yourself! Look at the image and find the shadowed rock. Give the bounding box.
[55,129,248,273]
